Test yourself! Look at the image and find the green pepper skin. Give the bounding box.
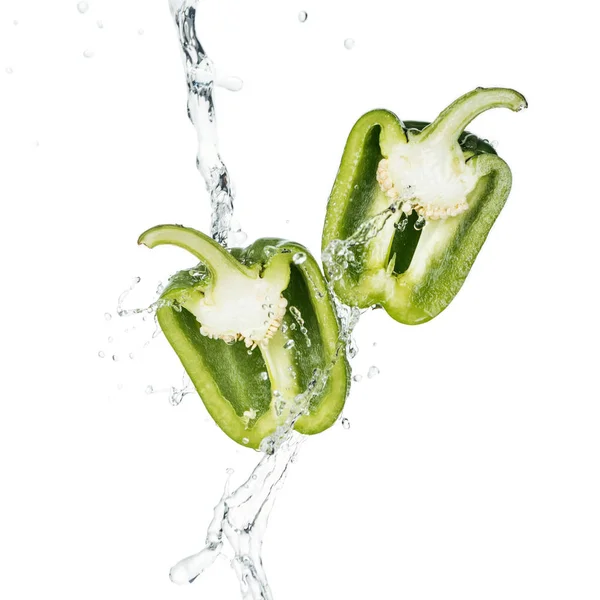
[139,226,349,449]
[322,87,526,325]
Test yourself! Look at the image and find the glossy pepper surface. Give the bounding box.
[139,225,349,449]
[322,87,527,325]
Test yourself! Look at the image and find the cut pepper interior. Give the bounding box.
[322,87,526,325]
[139,226,349,448]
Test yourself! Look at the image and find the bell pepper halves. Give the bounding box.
[322,87,527,325]
[138,225,350,449]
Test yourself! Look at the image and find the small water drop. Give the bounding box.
[231,230,248,245]
[284,340,295,350]
[242,437,250,445]
[112,355,119,362]
[414,217,427,231]
[298,11,308,22]
[341,417,351,430]
[259,372,269,381]
[344,38,355,50]
[104,312,112,321]
[138,28,145,35]
[5,67,14,75]
[97,20,104,28]
[129,353,134,360]
[226,468,234,475]
[77,1,89,14]
[108,336,114,343]
[83,49,95,59]
[169,387,184,406]
[491,140,499,149]
[217,76,244,92]
[13,20,19,25]
[98,351,105,358]
[145,385,154,395]
[292,252,307,265]
[367,366,380,379]
[352,374,363,383]
[117,383,123,390]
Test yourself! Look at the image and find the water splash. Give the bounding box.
[150,3,378,598]
[170,435,302,599]
[170,0,237,247]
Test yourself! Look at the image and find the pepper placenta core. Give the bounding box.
[139,225,349,449]
[322,87,527,325]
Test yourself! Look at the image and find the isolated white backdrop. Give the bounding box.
[1,1,599,599]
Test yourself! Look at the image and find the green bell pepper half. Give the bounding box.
[138,225,350,449]
[322,87,527,325]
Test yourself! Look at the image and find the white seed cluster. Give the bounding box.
[198,296,288,350]
[376,158,469,220]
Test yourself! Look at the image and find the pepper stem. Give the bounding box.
[419,87,527,146]
[138,225,252,280]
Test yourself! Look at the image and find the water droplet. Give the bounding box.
[13,20,19,25]
[414,217,427,231]
[129,353,134,360]
[341,417,351,430]
[491,140,499,149]
[259,372,269,381]
[104,312,112,321]
[117,383,123,390]
[138,28,145,35]
[217,76,244,92]
[96,20,104,28]
[98,351,105,358]
[169,387,184,406]
[242,437,250,445]
[83,49,95,59]
[6,68,14,75]
[352,374,363,383]
[367,366,380,379]
[112,355,119,362]
[372,342,377,347]
[283,340,295,350]
[226,468,234,475]
[108,336,114,343]
[298,11,308,22]
[292,252,307,265]
[231,229,248,244]
[344,38,355,50]
[77,1,89,14]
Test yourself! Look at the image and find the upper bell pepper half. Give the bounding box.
[138,225,350,449]
[322,87,527,325]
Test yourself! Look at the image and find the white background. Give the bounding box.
[1,1,599,599]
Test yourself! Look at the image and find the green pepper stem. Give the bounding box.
[138,225,253,280]
[419,87,527,146]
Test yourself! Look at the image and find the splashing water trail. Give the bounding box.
[170,435,303,599]
[170,0,238,247]
[131,2,381,597]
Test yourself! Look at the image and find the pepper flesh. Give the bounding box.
[322,87,526,325]
[139,225,349,449]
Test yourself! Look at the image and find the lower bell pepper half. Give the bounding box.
[322,87,527,325]
[138,225,350,449]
